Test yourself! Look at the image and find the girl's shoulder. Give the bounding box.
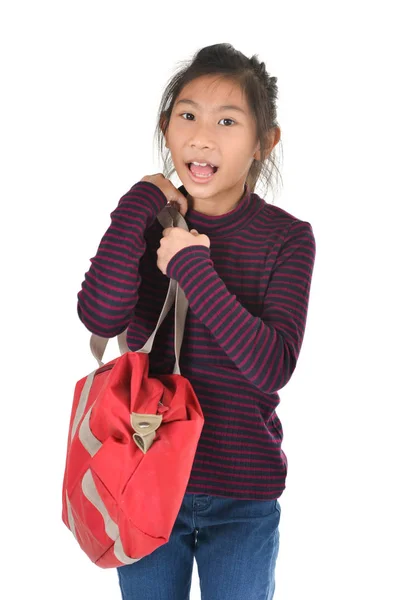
[253,193,313,231]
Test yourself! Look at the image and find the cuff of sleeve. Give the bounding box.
[130,181,168,215]
[166,245,212,282]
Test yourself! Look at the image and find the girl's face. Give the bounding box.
[164,75,262,214]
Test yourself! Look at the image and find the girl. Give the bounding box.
[77,43,316,600]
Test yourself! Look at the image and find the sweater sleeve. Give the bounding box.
[77,181,167,337]
[165,220,316,394]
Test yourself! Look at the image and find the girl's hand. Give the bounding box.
[141,173,189,217]
[157,227,210,275]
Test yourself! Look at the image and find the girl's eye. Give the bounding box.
[180,112,235,126]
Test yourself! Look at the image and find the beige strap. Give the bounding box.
[89,204,189,375]
[80,469,141,564]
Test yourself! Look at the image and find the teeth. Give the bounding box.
[192,161,214,167]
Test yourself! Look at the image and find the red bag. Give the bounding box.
[61,205,204,568]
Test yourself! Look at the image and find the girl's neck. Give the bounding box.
[186,185,246,217]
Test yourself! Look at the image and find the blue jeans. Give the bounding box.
[117,492,281,600]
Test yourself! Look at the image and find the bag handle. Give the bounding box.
[89,204,189,375]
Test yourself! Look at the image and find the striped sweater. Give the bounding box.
[77,180,316,500]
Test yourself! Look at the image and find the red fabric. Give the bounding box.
[61,350,204,568]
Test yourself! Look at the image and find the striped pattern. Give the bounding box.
[77,181,316,500]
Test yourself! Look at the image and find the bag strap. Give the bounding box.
[89,204,189,375]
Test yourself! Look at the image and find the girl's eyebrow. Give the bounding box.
[175,98,247,115]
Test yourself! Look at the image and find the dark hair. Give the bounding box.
[153,43,283,202]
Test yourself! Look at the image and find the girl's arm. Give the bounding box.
[165,220,316,395]
[77,181,167,337]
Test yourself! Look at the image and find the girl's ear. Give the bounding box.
[160,113,168,135]
[253,127,281,161]
[159,112,169,149]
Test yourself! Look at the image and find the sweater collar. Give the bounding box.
[177,182,256,236]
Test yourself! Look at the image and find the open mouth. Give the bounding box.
[185,162,219,182]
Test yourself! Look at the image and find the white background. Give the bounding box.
[1,1,399,599]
